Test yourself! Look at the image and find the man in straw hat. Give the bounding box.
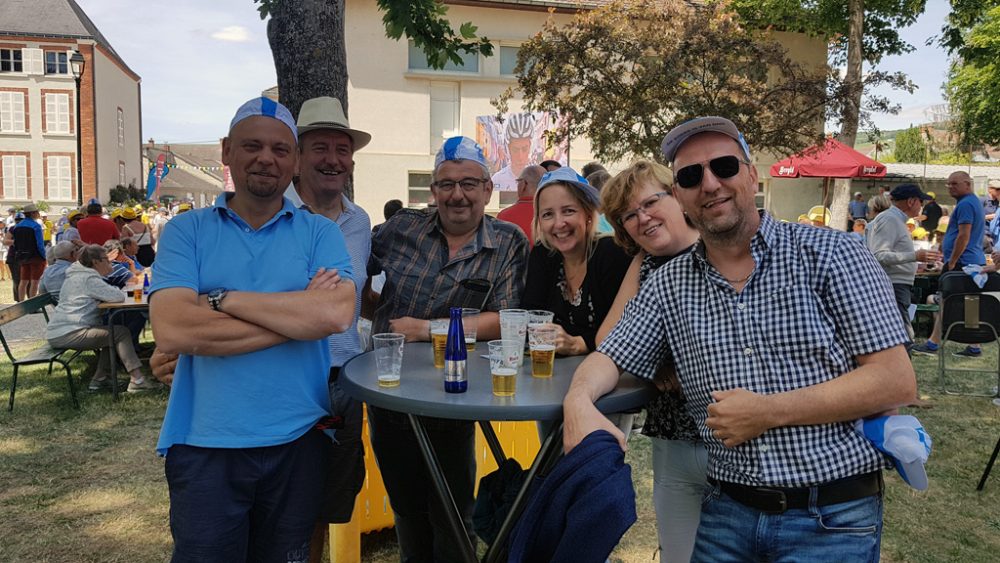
[563,116,916,561]
[10,202,47,300]
[149,97,357,561]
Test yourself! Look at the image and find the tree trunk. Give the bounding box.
[839,0,864,148]
[267,0,352,199]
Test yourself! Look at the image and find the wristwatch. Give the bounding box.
[207,288,228,311]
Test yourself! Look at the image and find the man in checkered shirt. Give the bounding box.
[563,117,917,561]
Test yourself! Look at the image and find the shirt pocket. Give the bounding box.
[755,284,836,376]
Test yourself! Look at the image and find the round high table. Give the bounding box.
[340,342,657,563]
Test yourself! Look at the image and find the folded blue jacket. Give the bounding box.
[508,430,637,563]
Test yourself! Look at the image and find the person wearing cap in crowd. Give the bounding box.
[522,167,630,356]
[77,201,119,245]
[39,210,54,248]
[848,191,868,231]
[563,116,916,561]
[5,207,16,229]
[491,113,536,192]
[497,164,545,246]
[11,203,47,300]
[865,184,942,357]
[150,207,170,250]
[120,206,156,267]
[148,96,356,561]
[284,95,374,563]
[913,170,987,358]
[364,136,528,562]
[38,241,79,302]
[920,190,943,232]
[57,209,84,243]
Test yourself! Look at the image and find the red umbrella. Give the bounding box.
[770,138,886,179]
[770,138,886,223]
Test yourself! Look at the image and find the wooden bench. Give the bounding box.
[0,293,87,411]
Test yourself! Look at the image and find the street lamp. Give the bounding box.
[70,50,85,206]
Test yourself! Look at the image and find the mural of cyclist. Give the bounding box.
[491,113,536,192]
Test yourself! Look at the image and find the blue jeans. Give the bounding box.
[691,481,883,563]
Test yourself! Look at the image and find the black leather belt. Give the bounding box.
[710,471,883,513]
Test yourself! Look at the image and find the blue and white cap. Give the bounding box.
[537,167,601,207]
[435,136,489,176]
[660,116,751,164]
[855,415,932,491]
[229,97,298,138]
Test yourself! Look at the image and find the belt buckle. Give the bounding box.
[756,488,787,514]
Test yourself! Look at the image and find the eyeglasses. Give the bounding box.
[618,191,669,227]
[432,177,488,192]
[674,155,749,189]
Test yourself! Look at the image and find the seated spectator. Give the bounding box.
[77,202,119,245]
[522,167,630,355]
[57,209,83,243]
[38,241,78,301]
[45,245,159,393]
[120,207,156,267]
[102,239,139,288]
[850,218,867,241]
[869,193,891,218]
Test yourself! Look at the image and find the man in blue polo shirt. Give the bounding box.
[149,97,356,561]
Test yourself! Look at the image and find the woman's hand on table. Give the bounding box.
[548,323,587,356]
[150,347,178,386]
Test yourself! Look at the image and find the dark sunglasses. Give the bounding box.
[674,155,749,189]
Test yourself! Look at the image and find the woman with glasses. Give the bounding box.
[521,167,631,356]
[45,245,160,393]
[596,160,703,563]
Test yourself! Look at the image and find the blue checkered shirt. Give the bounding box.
[599,213,909,487]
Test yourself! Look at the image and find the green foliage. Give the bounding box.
[497,0,857,163]
[892,126,927,162]
[929,150,972,165]
[34,201,50,212]
[939,0,1000,61]
[945,5,1000,146]
[108,185,147,206]
[253,0,492,70]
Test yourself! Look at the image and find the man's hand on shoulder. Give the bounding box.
[389,316,430,342]
[705,388,778,448]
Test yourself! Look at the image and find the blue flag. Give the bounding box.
[145,163,169,200]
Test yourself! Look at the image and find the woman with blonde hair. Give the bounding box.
[521,167,630,355]
[596,159,703,563]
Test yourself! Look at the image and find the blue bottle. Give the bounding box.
[142,273,150,296]
[444,307,468,393]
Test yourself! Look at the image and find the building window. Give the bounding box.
[117,108,125,147]
[45,93,70,133]
[408,41,479,73]
[0,49,23,73]
[118,161,126,186]
[47,155,72,200]
[500,46,520,76]
[2,155,28,199]
[429,82,459,152]
[45,51,68,74]
[0,92,26,133]
[407,172,433,207]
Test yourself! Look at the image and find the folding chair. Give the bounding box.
[937,271,1000,397]
[977,433,1000,491]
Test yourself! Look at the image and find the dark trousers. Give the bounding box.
[319,367,365,524]
[368,406,477,563]
[892,283,913,352]
[165,429,331,563]
[8,258,19,301]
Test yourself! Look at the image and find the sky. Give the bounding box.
[75,0,953,144]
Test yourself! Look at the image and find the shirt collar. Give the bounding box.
[692,210,776,268]
[213,191,296,230]
[283,183,359,222]
[430,210,499,251]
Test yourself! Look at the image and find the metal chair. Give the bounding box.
[937,271,1000,397]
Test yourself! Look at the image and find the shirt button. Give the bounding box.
[744,347,753,356]
[760,444,769,452]
[737,303,746,311]
[244,228,251,233]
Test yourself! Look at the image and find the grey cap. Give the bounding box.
[660,116,751,164]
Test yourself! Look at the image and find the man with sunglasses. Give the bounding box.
[563,117,916,561]
[364,136,529,562]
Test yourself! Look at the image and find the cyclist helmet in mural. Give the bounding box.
[505,113,535,140]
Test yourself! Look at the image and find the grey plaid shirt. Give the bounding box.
[369,209,529,335]
[599,212,908,487]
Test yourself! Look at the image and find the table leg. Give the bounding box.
[407,413,478,563]
[482,420,564,563]
[478,420,507,466]
[106,310,121,400]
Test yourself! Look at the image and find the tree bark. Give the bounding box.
[267,0,352,199]
[838,0,864,148]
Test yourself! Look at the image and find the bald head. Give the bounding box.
[518,165,546,198]
[947,171,973,198]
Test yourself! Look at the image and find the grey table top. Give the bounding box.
[340,342,657,421]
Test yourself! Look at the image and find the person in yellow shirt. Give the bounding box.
[40,211,54,247]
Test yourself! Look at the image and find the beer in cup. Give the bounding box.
[461,308,479,352]
[488,339,519,397]
[430,319,449,369]
[373,333,404,387]
[528,325,556,378]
